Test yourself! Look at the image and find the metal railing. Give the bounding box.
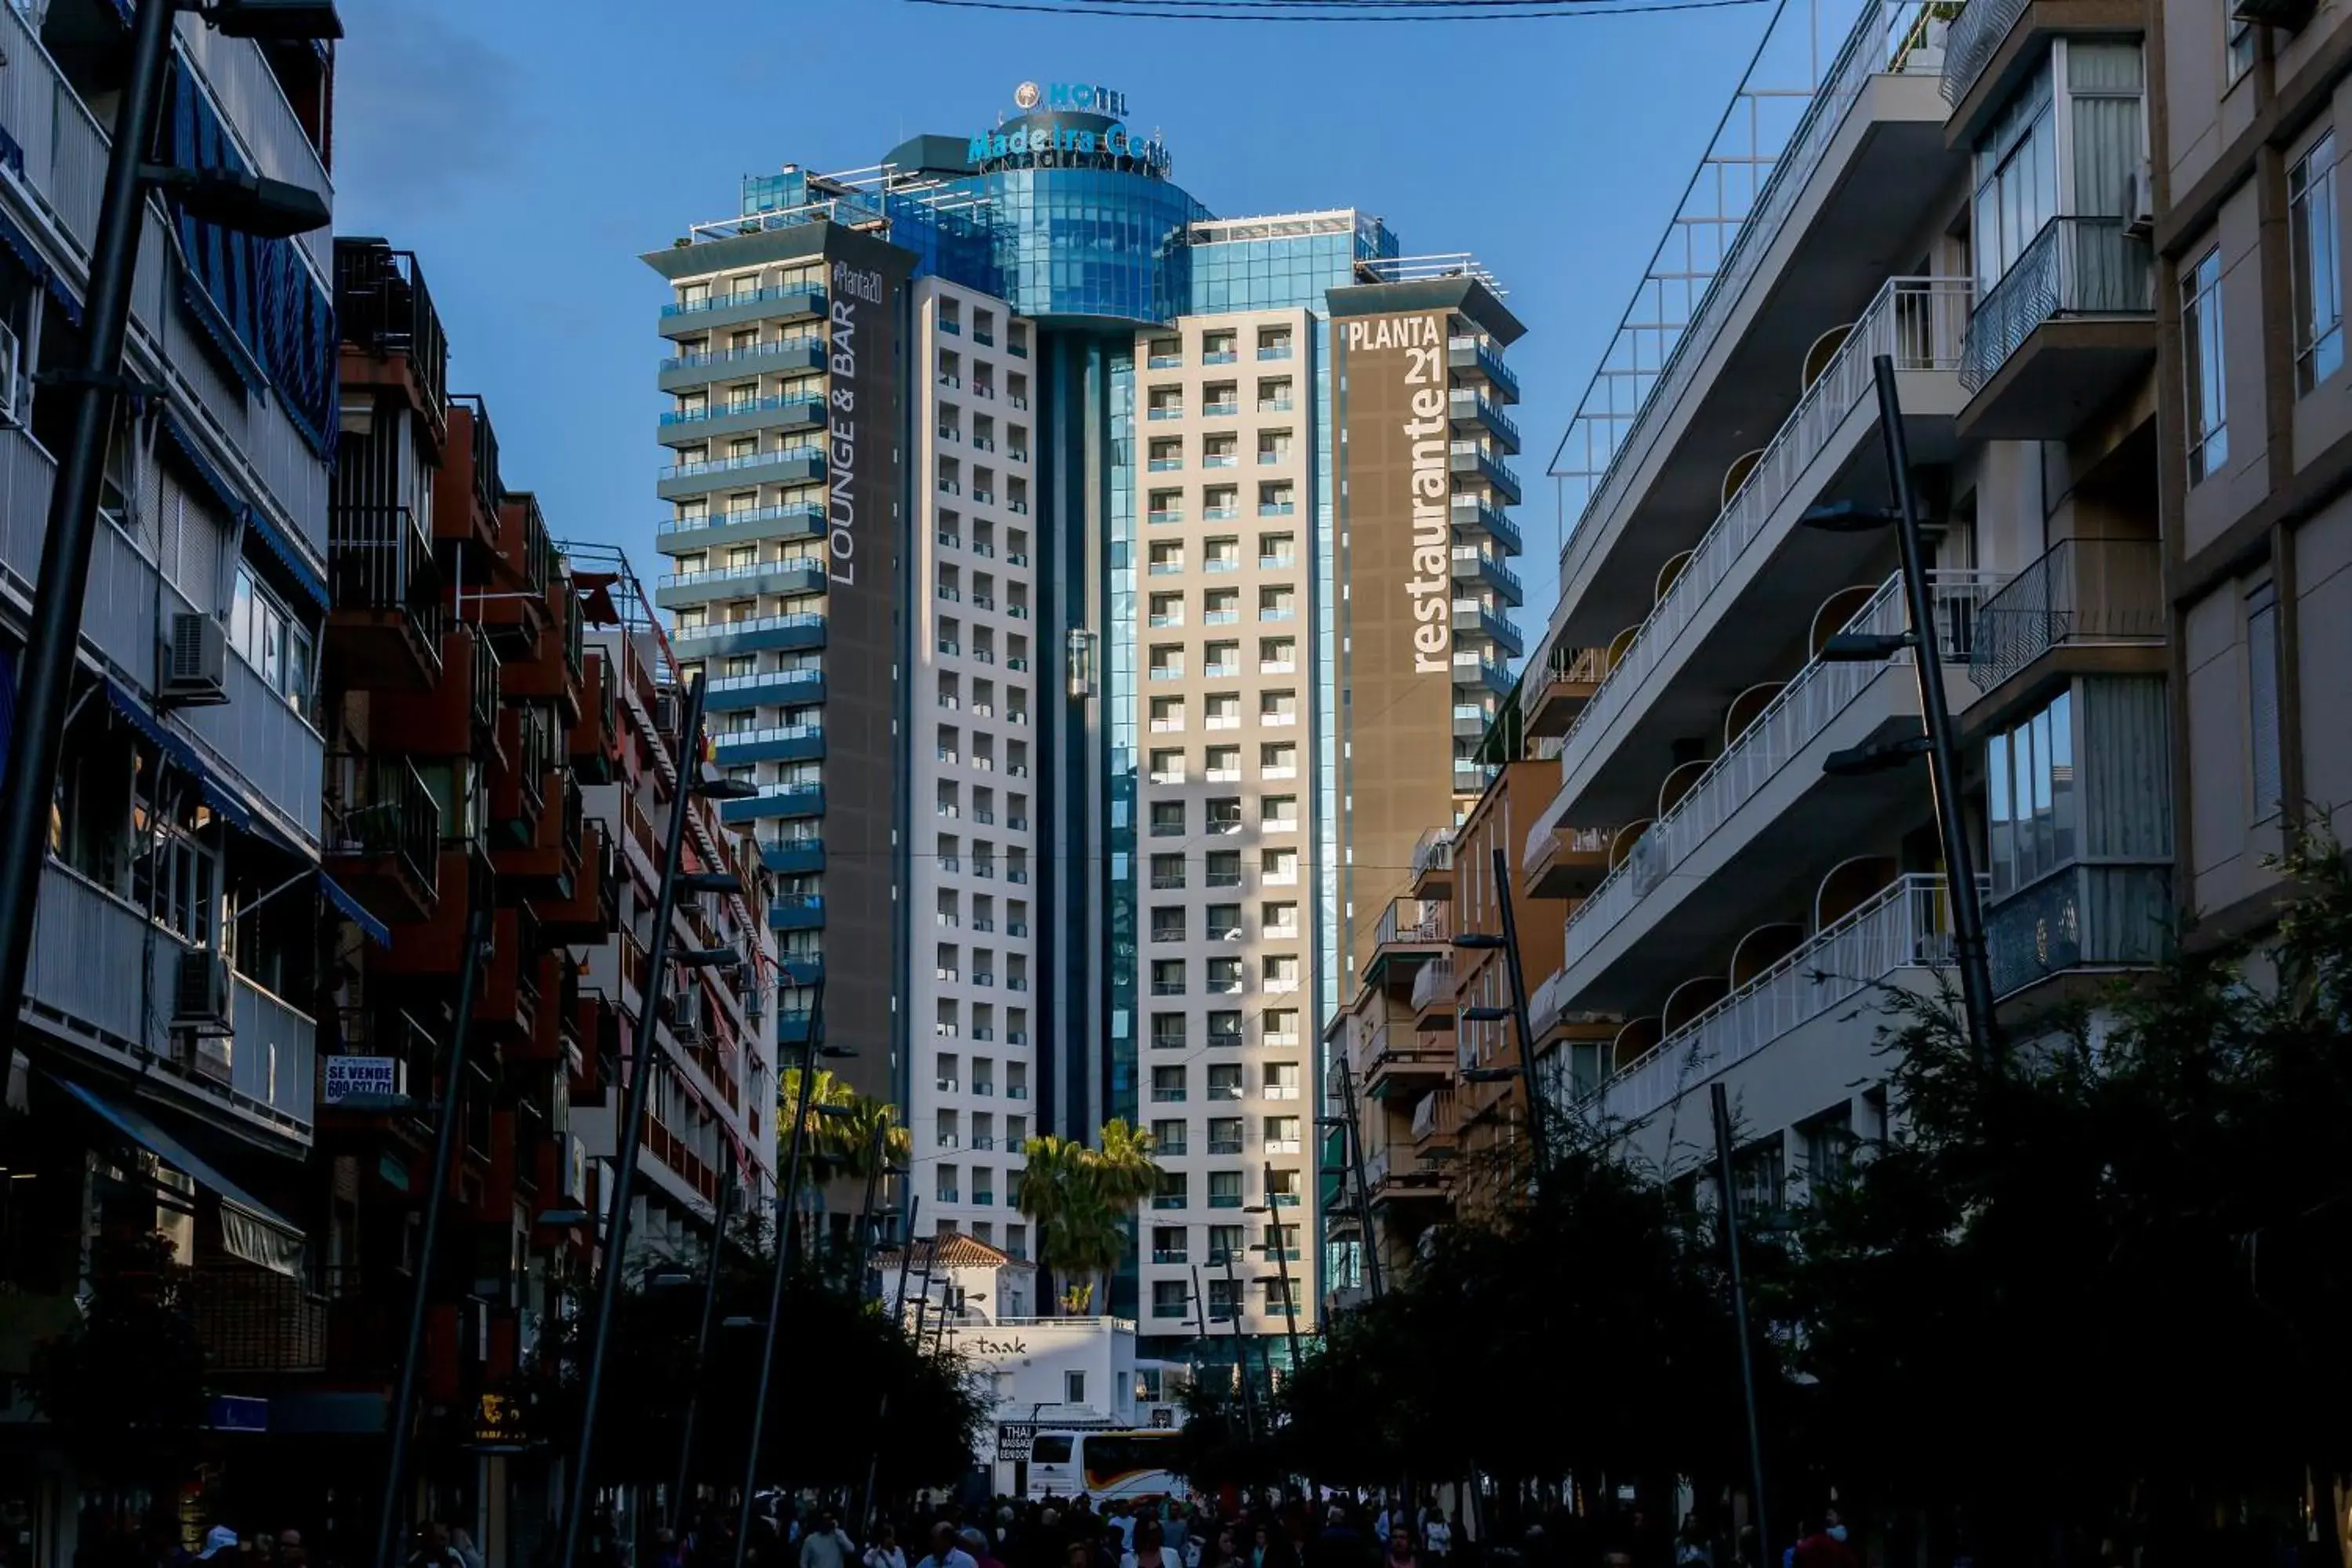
[1969,536,2165,691]
[1941,0,2030,105]
[334,242,448,419]
[1960,218,2155,391]
[1375,897,1450,948]
[1411,828,1455,880]
[328,504,446,652]
[1546,275,1973,835]
[181,648,327,847]
[326,753,440,901]
[1411,1088,1460,1142]
[1595,873,1984,1125]
[1562,570,1999,959]
[1986,862,2172,998]
[1557,0,1948,562]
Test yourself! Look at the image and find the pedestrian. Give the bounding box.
[1422,1516,1450,1568]
[918,1524,978,1568]
[960,1530,1005,1568]
[197,1532,238,1566]
[407,1526,464,1568]
[1382,1530,1416,1568]
[805,1513,859,1568]
[1674,1514,1711,1568]
[1120,1523,1174,1568]
[866,1525,909,1568]
[1788,1520,1853,1568]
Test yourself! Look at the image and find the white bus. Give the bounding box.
[1026,1428,1189,1503]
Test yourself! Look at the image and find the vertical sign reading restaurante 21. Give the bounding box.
[1332,304,1457,973]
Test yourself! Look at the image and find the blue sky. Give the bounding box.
[332,0,1769,626]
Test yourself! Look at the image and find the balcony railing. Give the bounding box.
[1987,863,2172,999]
[1563,571,2000,958]
[1376,898,1450,948]
[1595,873,1983,1126]
[1557,0,1947,552]
[333,242,448,420]
[1409,959,1456,1014]
[1941,0,2030,107]
[1552,276,1973,784]
[1968,536,2165,692]
[326,752,440,900]
[1960,219,2154,393]
[328,504,445,644]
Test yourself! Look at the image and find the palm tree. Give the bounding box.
[779,1065,853,1154]
[835,1094,913,1179]
[1015,1124,1163,1316]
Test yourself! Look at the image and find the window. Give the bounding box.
[1152,1280,1191,1319]
[229,565,314,711]
[1150,801,1185,837]
[1208,1119,1244,1156]
[1209,1171,1244,1208]
[1263,1062,1301,1101]
[1208,1223,1245,1262]
[2183,245,2228,483]
[1971,64,2057,296]
[1150,852,1186,890]
[130,774,220,948]
[2226,15,2257,85]
[1205,851,1241,887]
[1152,1065,1187,1103]
[2248,583,2283,822]
[1984,688,2077,899]
[1208,1064,1243,1100]
[1152,1123,1189,1158]
[2292,132,2343,392]
[1065,1371,1087,1404]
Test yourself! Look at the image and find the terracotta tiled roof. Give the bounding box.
[877,1229,1037,1272]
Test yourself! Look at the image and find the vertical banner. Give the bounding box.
[822,229,915,1103]
[1334,307,1455,973]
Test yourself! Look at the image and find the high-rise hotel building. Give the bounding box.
[643,82,1525,1357]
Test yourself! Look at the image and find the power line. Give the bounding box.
[906,0,1767,16]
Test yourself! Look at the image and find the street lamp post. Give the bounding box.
[858,1193,922,1532]
[370,909,493,1568]
[732,995,855,1568]
[558,673,749,1568]
[0,0,336,1134]
[666,1163,738,1534]
[1453,847,1552,1185]
[1800,354,2000,1076]
[1247,1168,1304,1374]
[1709,1083,1772,1568]
[1220,1247,1258,1443]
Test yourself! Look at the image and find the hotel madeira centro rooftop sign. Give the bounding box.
[968,81,1171,179]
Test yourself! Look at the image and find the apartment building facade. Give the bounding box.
[2148,0,2352,931]
[646,84,1526,1359]
[1495,0,2172,1200]
[0,0,339,1552]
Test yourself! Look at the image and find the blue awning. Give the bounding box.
[319,872,390,948]
[103,677,256,835]
[242,502,329,613]
[52,1073,306,1276]
[44,268,82,329]
[161,412,247,524]
[0,209,43,285]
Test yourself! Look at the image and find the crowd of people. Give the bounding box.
[653,1490,1859,1568]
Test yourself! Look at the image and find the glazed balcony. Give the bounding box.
[335,240,450,437]
[1986,863,2172,1001]
[1940,0,2143,145]
[326,506,445,691]
[323,752,441,925]
[1965,536,2165,717]
[1958,219,2156,439]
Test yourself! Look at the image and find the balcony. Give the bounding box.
[335,241,449,432]
[760,835,826,875]
[1548,572,1998,1014]
[1410,828,1455,898]
[656,447,825,502]
[1447,444,1522,506]
[1411,1088,1461,1149]
[1410,959,1457,1027]
[327,506,445,690]
[704,666,826,711]
[1525,825,1618,898]
[710,723,826,765]
[1452,496,1522,556]
[24,862,314,1140]
[656,503,826,554]
[670,612,827,658]
[659,283,826,336]
[657,559,826,611]
[1447,336,1519,403]
[1520,644,1610,740]
[769,893,827,932]
[1357,1022,1456,1102]
[657,334,826,392]
[1447,390,1522,454]
[1986,863,2172,1002]
[1595,876,1978,1163]
[1965,536,2165,713]
[1958,220,2155,439]
[1451,546,1525,607]
[1365,1147,1450,1207]
[324,753,441,924]
[657,395,825,446]
[717,782,826,823]
[1541,276,1973,825]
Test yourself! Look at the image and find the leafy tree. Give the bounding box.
[1779,831,2352,1559]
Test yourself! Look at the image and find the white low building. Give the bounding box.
[876,1232,1186,1495]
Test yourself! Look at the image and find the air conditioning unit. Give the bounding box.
[564,1135,587,1204]
[2123,161,2156,241]
[172,949,232,1030]
[669,982,706,1040]
[160,612,229,706]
